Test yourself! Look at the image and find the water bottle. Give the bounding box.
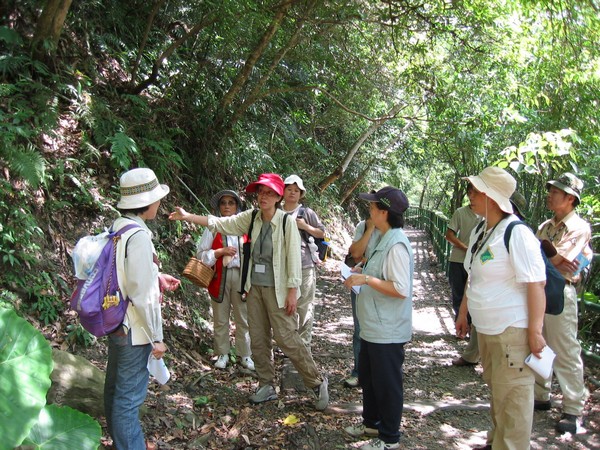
[308,236,320,263]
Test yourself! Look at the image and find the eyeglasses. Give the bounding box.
[257,189,280,198]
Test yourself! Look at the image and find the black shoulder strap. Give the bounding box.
[294,207,310,243]
[283,212,288,238]
[475,220,485,234]
[124,229,144,258]
[503,220,528,253]
[247,209,259,239]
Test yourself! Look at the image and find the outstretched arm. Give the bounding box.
[169,207,209,226]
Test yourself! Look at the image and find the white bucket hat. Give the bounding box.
[284,174,306,192]
[463,167,516,214]
[116,168,170,209]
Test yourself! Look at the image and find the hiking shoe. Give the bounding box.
[452,356,477,366]
[359,438,400,450]
[344,423,378,437]
[214,354,228,369]
[556,413,581,434]
[344,375,359,388]
[534,400,551,411]
[249,385,277,404]
[313,377,329,410]
[240,356,255,371]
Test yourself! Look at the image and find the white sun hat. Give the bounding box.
[116,168,170,209]
[463,167,516,214]
[284,174,306,192]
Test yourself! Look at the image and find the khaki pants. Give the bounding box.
[212,267,251,358]
[534,284,587,415]
[247,285,322,388]
[462,324,480,363]
[297,267,316,345]
[479,327,534,450]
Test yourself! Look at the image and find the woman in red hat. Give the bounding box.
[196,189,254,371]
[170,173,329,410]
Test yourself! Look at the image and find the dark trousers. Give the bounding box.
[359,339,405,444]
[448,261,468,319]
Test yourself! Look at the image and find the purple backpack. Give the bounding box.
[70,224,140,337]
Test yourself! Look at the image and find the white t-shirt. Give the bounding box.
[464,216,546,335]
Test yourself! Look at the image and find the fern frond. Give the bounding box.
[0,144,46,188]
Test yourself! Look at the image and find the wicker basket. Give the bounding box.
[182,257,215,288]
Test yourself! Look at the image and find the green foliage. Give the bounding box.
[0,308,102,449]
[107,131,140,170]
[25,272,63,326]
[496,129,577,174]
[65,323,96,348]
[0,307,53,447]
[22,404,102,450]
[0,181,44,273]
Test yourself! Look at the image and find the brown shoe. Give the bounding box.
[452,356,477,366]
[534,400,551,411]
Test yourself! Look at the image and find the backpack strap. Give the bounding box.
[503,220,528,253]
[239,209,259,296]
[295,206,311,243]
[248,209,259,237]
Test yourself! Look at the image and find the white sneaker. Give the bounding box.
[313,377,329,411]
[359,438,400,450]
[249,385,278,404]
[344,375,359,387]
[241,356,255,371]
[214,354,228,369]
[344,423,378,437]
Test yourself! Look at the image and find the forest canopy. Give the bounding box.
[1,0,598,309]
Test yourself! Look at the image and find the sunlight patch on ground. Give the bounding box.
[412,305,455,336]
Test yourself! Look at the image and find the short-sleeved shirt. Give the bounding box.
[353,220,382,260]
[537,210,592,283]
[286,205,325,268]
[465,215,546,335]
[448,206,480,263]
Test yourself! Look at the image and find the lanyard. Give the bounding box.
[469,220,502,270]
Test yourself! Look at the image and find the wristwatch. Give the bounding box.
[365,275,370,285]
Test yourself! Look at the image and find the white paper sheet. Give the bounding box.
[524,345,556,379]
[340,262,361,295]
[147,355,170,385]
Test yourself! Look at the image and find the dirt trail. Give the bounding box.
[308,227,599,450]
[105,227,598,449]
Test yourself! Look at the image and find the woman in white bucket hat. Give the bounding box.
[456,166,546,450]
[105,167,180,450]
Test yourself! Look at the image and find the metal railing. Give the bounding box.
[405,206,451,273]
[406,206,600,362]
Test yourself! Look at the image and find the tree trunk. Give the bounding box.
[318,103,405,193]
[211,0,296,134]
[31,0,73,62]
[340,162,373,205]
[228,1,317,128]
[130,0,166,84]
[129,15,217,94]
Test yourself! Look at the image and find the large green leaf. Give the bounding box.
[22,404,101,450]
[0,308,53,448]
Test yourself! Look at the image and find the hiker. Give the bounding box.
[343,186,414,450]
[282,174,326,346]
[445,184,481,368]
[169,173,329,410]
[105,168,181,450]
[197,189,254,371]
[344,215,381,388]
[534,173,593,434]
[456,166,546,450]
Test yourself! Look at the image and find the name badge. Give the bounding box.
[254,264,266,273]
